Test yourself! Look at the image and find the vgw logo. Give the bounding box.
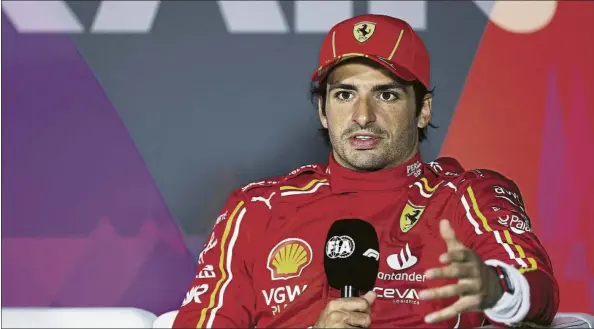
[262,285,308,316]
[2,1,557,34]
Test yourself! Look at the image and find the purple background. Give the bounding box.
[2,15,195,314]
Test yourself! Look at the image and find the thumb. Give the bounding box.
[440,219,464,250]
[362,290,377,306]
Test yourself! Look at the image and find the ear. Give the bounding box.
[417,94,432,129]
[318,96,328,129]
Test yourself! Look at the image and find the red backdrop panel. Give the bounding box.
[441,1,594,313]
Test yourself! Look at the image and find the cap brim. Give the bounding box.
[311,54,416,83]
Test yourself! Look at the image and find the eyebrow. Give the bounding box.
[328,82,407,93]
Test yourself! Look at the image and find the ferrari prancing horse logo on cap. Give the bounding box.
[353,22,376,43]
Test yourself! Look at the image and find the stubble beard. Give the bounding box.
[329,126,418,172]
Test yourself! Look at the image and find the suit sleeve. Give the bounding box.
[173,191,256,328]
[452,171,559,327]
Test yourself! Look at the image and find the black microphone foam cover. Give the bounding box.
[324,219,380,294]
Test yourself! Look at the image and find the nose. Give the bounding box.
[351,98,376,128]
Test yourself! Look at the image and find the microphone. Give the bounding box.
[324,219,380,298]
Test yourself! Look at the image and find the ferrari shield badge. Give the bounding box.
[400,201,425,233]
[353,22,376,43]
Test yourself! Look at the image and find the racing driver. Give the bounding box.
[173,14,559,328]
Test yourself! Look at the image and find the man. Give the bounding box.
[173,14,559,328]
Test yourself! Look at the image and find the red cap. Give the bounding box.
[311,14,430,88]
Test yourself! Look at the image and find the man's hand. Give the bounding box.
[419,219,503,324]
[313,291,377,328]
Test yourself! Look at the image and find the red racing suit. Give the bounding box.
[173,153,559,328]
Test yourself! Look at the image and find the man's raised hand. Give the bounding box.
[419,219,503,324]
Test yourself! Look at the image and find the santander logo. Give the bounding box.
[387,243,418,271]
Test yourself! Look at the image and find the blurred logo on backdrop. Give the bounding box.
[2,1,556,34]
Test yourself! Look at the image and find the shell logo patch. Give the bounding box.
[267,238,313,280]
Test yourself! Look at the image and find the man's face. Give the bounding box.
[318,61,431,171]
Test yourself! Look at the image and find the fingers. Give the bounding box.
[345,311,372,328]
[439,249,470,264]
[319,297,373,328]
[419,282,475,300]
[327,296,373,314]
[420,224,488,325]
[425,263,479,280]
[424,295,481,324]
[439,219,465,250]
[361,291,377,306]
[325,311,371,328]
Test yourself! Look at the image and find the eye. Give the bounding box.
[378,91,398,101]
[335,91,354,101]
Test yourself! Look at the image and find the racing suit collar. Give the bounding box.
[327,152,423,193]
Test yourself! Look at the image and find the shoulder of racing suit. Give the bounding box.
[423,157,521,198]
[233,163,329,209]
[419,158,531,233]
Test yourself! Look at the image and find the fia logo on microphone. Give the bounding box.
[326,235,355,259]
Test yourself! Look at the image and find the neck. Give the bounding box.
[327,150,423,193]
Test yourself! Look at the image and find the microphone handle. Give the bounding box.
[341,285,359,298]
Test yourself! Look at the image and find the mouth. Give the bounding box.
[348,133,381,150]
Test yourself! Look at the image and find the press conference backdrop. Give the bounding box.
[2,0,593,315]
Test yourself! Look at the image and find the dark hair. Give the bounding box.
[309,60,437,146]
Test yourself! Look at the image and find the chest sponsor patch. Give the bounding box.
[400,201,425,233]
[267,238,313,280]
